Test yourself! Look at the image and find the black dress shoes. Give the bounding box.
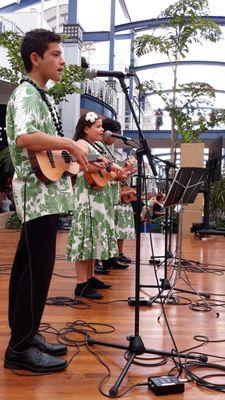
[88,276,111,289]
[102,258,129,270]
[111,260,129,269]
[118,253,132,264]
[94,262,110,274]
[31,333,67,356]
[4,346,67,373]
[75,284,103,299]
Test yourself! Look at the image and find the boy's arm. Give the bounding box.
[16,132,88,170]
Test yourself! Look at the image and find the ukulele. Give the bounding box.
[121,187,153,204]
[83,155,129,190]
[84,163,117,190]
[28,150,101,184]
[84,156,137,190]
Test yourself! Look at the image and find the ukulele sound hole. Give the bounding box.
[62,150,70,164]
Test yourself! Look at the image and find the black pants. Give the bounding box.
[8,214,59,351]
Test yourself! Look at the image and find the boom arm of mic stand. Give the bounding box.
[122,138,139,149]
[118,77,157,177]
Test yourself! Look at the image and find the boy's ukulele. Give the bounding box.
[28,150,100,184]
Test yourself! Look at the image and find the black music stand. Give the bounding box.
[153,167,209,305]
[148,167,207,305]
[164,167,207,209]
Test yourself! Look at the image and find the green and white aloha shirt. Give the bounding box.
[6,80,74,222]
[115,201,135,240]
[67,142,118,261]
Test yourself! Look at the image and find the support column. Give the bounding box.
[109,0,116,73]
[68,0,78,24]
[129,31,135,100]
[60,0,82,138]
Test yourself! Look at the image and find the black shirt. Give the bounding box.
[152,203,164,219]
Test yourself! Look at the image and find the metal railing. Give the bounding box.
[124,114,225,131]
[82,79,118,112]
[124,114,155,130]
[0,16,24,34]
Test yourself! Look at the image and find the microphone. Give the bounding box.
[104,130,134,142]
[85,68,136,80]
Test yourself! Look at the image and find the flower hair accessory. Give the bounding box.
[85,112,98,123]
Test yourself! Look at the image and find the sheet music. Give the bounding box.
[164,167,207,208]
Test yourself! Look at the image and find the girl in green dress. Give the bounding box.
[67,112,119,299]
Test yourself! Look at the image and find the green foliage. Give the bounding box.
[81,56,89,69]
[0,31,85,103]
[5,212,21,229]
[210,176,225,228]
[49,64,85,104]
[0,148,14,178]
[136,0,222,60]
[135,0,223,147]
[139,80,225,142]
[0,31,24,82]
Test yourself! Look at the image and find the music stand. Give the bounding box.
[155,167,213,309]
[164,167,207,209]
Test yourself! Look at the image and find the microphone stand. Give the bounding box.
[144,157,175,302]
[144,156,210,304]
[87,76,207,397]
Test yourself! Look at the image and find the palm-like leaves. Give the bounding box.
[0,31,86,103]
[211,177,225,227]
[0,147,14,177]
[135,0,223,150]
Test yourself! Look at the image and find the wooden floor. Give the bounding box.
[1,230,225,399]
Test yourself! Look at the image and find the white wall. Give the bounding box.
[0,11,50,32]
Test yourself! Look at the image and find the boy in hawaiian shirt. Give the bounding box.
[4,29,87,373]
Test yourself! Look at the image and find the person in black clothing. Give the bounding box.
[130,199,145,231]
[155,108,163,130]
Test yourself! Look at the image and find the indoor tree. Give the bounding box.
[139,79,225,143]
[135,0,222,163]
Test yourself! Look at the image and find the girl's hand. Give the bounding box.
[91,156,107,170]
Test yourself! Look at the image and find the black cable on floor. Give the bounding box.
[184,358,225,392]
[46,296,91,310]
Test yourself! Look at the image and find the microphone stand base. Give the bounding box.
[86,334,208,398]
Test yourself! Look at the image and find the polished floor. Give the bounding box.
[1,230,225,399]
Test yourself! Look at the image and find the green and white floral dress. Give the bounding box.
[115,187,135,240]
[67,142,118,261]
